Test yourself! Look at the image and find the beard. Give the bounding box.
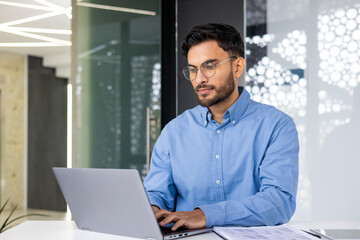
[195,71,235,107]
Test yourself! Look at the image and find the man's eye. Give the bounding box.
[204,64,215,70]
[189,68,197,73]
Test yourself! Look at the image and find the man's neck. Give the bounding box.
[209,88,239,125]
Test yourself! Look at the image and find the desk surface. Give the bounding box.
[1,221,359,240]
[0,221,221,240]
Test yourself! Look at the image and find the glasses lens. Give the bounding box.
[200,63,216,78]
[183,67,197,81]
[182,68,191,80]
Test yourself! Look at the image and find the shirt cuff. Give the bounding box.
[147,194,170,211]
[197,203,225,227]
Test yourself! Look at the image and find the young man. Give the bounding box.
[144,23,299,231]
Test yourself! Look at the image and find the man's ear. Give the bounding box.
[234,57,246,79]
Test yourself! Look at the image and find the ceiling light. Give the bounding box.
[0,0,71,47]
[77,2,156,16]
[0,42,59,47]
[66,7,72,19]
[0,28,71,46]
[32,0,66,11]
[0,1,52,11]
[3,27,71,35]
[0,11,64,27]
[0,0,72,47]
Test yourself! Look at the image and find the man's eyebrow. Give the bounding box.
[187,59,218,67]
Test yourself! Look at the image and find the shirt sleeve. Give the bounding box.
[143,126,177,211]
[197,117,299,227]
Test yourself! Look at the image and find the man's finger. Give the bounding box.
[155,209,171,220]
[159,213,180,226]
[171,219,186,231]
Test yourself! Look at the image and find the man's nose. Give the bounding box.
[195,69,208,84]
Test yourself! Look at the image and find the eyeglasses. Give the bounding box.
[182,56,237,81]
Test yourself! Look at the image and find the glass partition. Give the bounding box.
[74,0,161,179]
[246,0,360,221]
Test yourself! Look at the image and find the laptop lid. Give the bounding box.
[53,167,163,240]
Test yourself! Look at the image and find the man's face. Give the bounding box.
[187,40,237,107]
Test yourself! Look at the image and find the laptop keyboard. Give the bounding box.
[161,226,188,234]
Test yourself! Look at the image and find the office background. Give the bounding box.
[0,0,359,225]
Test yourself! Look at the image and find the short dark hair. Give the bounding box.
[181,23,244,58]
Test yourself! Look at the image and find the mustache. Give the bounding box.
[195,84,215,91]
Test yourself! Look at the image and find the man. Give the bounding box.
[144,23,299,231]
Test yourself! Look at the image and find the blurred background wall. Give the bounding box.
[0,51,25,209]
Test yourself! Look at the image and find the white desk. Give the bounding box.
[0,221,221,240]
[1,220,359,240]
[288,221,360,231]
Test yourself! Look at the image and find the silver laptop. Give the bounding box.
[53,167,211,240]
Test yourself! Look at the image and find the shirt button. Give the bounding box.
[216,180,221,184]
[215,155,220,159]
[232,120,236,124]
[216,130,221,134]
[204,121,207,125]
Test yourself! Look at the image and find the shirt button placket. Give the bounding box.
[216,130,221,160]
[214,126,223,201]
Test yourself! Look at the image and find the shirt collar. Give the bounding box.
[199,86,250,127]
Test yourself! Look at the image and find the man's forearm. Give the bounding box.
[198,187,296,227]
[151,205,160,214]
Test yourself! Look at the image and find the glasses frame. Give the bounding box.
[182,56,238,81]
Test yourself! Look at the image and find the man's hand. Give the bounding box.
[152,205,160,214]
[155,209,206,231]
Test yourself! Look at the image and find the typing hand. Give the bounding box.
[152,205,160,214]
[155,209,206,231]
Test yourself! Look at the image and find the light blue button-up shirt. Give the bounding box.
[144,87,299,227]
